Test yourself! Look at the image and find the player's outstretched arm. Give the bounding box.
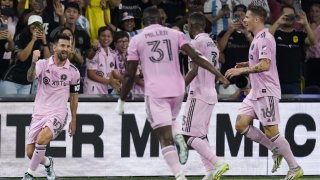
[27,50,40,82]
[182,44,230,87]
[225,58,270,79]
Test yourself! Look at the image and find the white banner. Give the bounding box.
[0,102,319,177]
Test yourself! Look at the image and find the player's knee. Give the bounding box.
[36,127,53,145]
[235,121,247,134]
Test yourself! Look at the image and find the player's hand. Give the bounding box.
[235,61,249,68]
[115,99,125,115]
[109,76,121,91]
[68,119,76,137]
[225,68,243,79]
[32,50,41,63]
[218,76,230,89]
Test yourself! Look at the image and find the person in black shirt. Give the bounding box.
[0,19,15,78]
[269,5,315,94]
[0,15,50,94]
[217,4,252,95]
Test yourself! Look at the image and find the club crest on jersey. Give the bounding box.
[96,71,104,77]
[110,62,115,68]
[60,74,67,81]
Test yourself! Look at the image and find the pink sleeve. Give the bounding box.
[86,54,99,70]
[127,37,140,61]
[35,59,46,78]
[71,69,81,85]
[257,40,272,61]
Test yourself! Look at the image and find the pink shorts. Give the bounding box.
[145,95,184,129]
[27,112,68,144]
[181,98,215,137]
[238,96,280,126]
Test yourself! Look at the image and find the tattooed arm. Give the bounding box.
[241,58,270,74]
[225,58,270,79]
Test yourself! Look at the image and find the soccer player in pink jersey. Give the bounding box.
[22,34,80,180]
[180,12,229,180]
[225,5,303,180]
[116,7,229,180]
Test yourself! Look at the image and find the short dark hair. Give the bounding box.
[64,2,81,13]
[142,6,160,25]
[188,12,206,29]
[247,4,268,22]
[281,4,295,12]
[233,4,247,13]
[54,34,71,44]
[113,31,129,43]
[98,26,113,37]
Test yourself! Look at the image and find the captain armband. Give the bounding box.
[70,84,80,93]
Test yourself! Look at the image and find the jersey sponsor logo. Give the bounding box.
[43,76,68,86]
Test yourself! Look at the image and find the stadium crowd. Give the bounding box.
[0,0,319,96]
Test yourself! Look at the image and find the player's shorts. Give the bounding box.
[238,96,280,126]
[181,98,215,137]
[27,112,68,144]
[145,95,184,129]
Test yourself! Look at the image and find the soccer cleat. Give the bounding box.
[203,160,229,180]
[175,171,188,180]
[271,148,283,173]
[22,172,34,180]
[45,156,56,180]
[281,166,304,180]
[174,134,189,165]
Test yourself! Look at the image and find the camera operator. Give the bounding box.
[269,4,315,94]
[217,4,252,95]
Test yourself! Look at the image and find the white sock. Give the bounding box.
[27,168,36,176]
[41,156,50,166]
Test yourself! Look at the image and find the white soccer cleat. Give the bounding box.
[281,166,304,180]
[209,160,229,180]
[22,172,34,180]
[174,134,189,165]
[45,156,56,180]
[271,148,283,173]
[175,171,188,180]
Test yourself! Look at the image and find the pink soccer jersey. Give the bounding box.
[188,33,219,104]
[246,28,281,100]
[114,51,127,76]
[127,24,189,98]
[33,57,80,118]
[83,47,116,94]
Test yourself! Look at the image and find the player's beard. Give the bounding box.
[58,51,69,62]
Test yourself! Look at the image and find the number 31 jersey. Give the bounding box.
[127,24,189,98]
